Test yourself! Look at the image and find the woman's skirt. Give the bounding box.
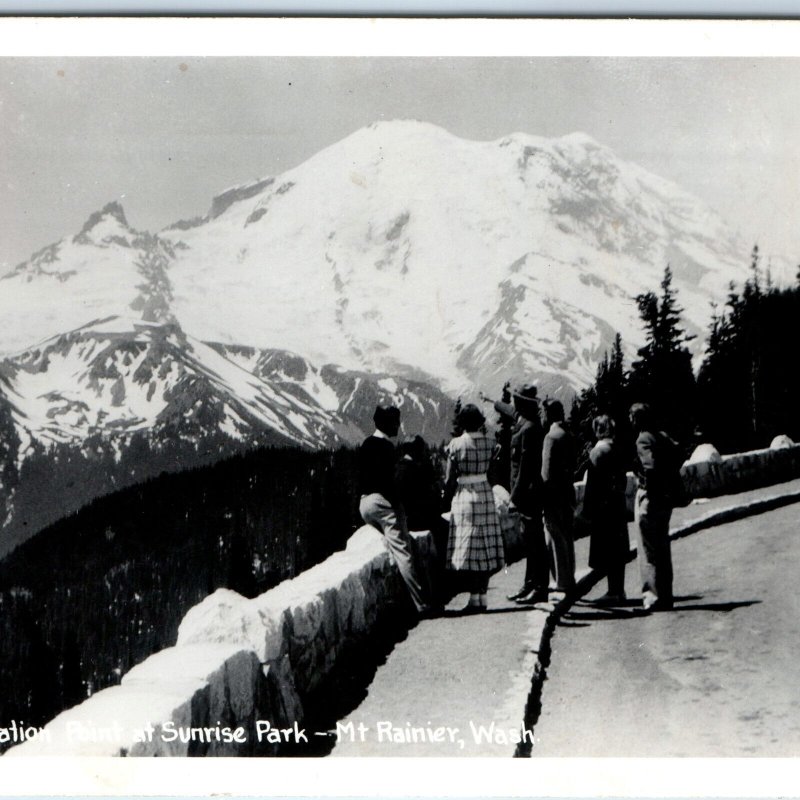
[447,478,504,574]
[588,513,630,572]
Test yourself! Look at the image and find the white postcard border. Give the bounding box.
[1,15,798,797]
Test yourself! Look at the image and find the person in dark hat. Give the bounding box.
[507,384,550,604]
[358,405,437,618]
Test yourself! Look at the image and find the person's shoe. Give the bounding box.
[418,605,442,620]
[642,591,658,611]
[514,587,549,605]
[649,598,674,612]
[591,592,626,606]
[507,584,534,601]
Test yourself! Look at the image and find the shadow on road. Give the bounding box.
[290,603,415,757]
[670,599,761,613]
[562,596,761,622]
[441,604,539,618]
[563,607,649,622]
[555,620,590,628]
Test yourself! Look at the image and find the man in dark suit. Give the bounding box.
[630,402,675,612]
[507,384,550,604]
[358,405,436,618]
[541,399,576,594]
[395,435,450,605]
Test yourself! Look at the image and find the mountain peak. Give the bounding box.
[366,118,441,133]
[79,201,130,235]
[72,201,135,248]
[559,131,603,149]
[354,119,459,147]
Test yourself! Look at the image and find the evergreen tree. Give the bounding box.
[60,628,85,708]
[0,385,21,528]
[628,266,696,442]
[570,332,631,472]
[749,243,761,295]
[227,530,256,598]
[698,255,800,452]
[696,297,745,451]
[450,397,463,438]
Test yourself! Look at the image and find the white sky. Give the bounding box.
[1,56,799,269]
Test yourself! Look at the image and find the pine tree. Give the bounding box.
[628,266,696,442]
[696,245,800,452]
[749,243,761,295]
[0,385,21,529]
[450,397,463,438]
[569,332,630,472]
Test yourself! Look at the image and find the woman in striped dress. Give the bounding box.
[445,404,505,613]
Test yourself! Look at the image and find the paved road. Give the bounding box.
[534,501,800,756]
[330,556,549,757]
[329,479,800,757]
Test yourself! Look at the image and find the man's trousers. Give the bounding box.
[543,503,576,591]
[359,492,431,612]
[521,510,550,591]
[634,489,674,604]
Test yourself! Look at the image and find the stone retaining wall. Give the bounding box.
[8,442,800,757]
[573,442,800,524]
[6,527,433,757]
[681,443,800,498]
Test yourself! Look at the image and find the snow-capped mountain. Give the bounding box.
[155,120,772,395]
[3,118,789,552]
[2,319,341,450]
[0,319,451,453]
[0,315,452,555]
[2,119,787,462]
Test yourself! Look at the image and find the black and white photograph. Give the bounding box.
[0,16,799,791]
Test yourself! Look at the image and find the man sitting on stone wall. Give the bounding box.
[357,405,438,619]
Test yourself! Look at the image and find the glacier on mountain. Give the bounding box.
[1,119,789,456]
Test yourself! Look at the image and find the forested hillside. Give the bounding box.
[0,445,360,744]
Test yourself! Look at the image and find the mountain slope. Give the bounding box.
[1,319,453,452]
[157,120,760,394]
[3,121,775,400]
[2,118,785,552]
[0,319,453,554]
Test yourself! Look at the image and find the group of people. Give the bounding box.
[356,385,681,618]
